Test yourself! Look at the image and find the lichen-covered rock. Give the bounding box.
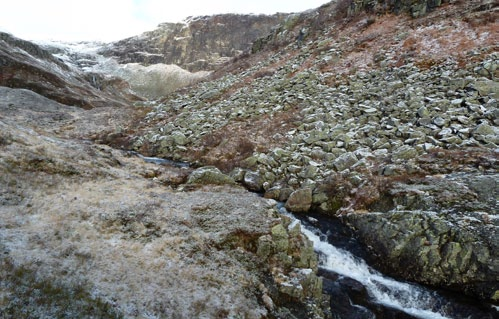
[285,188,313,213]
[271,224,290,253]
[344,210,499,302]
[391,145,418,162]
[333,152,359,172]
[187,166,235,185]
[276,268,322,301]
[243,170,265,192]
[255,215,323,317]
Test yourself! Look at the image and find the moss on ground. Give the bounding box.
[0,257,123,319]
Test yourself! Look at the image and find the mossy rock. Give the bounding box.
[187,166,235,185]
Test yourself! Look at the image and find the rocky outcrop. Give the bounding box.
[100,14,287,72]
[344,208,499,302]
[0,32,140,108]
[342,171,499,302]
[257,215,324,318]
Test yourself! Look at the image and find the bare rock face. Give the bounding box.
[0,32,140,109]
[99,13,287,72]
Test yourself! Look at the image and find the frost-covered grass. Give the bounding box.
[0,171,270,318]
[0,119,273,318]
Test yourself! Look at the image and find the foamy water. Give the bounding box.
[283,211,453,319]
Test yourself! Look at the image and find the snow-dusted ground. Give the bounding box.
[36,40,209,99]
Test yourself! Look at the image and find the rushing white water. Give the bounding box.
[284,213,452,319]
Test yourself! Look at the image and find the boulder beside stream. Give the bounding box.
[344,207,499,303]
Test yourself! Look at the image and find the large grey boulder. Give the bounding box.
[243,170,265,192]
[285,188,313,213]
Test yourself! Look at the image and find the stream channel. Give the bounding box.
[278,206,499,319]
[135,153,498,319]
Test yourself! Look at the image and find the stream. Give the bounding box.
[128,151,190,168]
[278,205,498,319]
[132,152,497,318]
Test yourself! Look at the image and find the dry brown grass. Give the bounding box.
[418,148,499,173]
[306,1,497,77]
[334,0,353,19]
[183,110,301,172]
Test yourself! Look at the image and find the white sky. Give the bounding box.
[0,0,331,42]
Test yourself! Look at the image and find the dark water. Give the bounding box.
[128,151,190,168]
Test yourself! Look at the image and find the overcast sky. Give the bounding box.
[0,0,331,42]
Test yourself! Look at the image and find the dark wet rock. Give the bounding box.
[324,279,375,319]
[319,270,375,319]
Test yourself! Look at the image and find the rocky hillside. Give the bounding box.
[1,0,498,318]
[0,93,321,318]
[99,13,287,72]
[120,0,498,306]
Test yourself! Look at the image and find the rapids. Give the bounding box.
[278,205,498,319]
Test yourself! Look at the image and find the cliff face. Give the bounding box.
[0,32,140,109]
[99,13,287,72]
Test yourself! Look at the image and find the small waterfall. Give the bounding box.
[301,225,449,319]
[279,206,497,319]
